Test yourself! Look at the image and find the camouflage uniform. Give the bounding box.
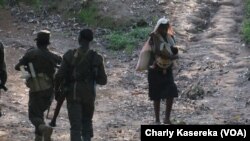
[0,42,7,117]
[15,30,62,141]
[54,29,107,141]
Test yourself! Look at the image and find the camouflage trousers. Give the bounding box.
[67,101,94,141]
[28,88,53,136]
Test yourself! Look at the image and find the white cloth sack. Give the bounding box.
[136,38,152,71]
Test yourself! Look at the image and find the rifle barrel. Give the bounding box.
[49,96,65,127]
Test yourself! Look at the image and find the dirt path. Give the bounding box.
[0,0,250,141]
[173,0,250,124]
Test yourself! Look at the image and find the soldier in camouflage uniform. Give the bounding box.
[0,42,7,117]
[15,30,62,141]
[54,29,107,141]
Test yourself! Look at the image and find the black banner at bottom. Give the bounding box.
[141,125,250,141]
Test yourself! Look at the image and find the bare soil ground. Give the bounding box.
[0,0,250,141]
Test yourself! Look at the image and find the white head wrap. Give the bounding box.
[153,16,169,33]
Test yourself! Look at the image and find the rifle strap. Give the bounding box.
[71,49,90,79]
[72,49,90,67]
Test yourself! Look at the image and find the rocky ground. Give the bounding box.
[0,0,250,141]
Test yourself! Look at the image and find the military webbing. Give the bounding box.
[71,49,90,80]
[71,49,90,67]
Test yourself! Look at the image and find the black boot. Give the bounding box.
[38,124,53,141]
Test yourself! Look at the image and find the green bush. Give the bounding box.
[107,32,136,50]
[79,4,98,26]
[0,0,5,7]
[78,4,117,29]
[243,0,250,43]
[128,27,152,40]
[106,27,152,54]
[243,20,250,43]
[20,0,37,5]
[246,0,250,17]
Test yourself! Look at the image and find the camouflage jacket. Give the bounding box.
[15,47,62,80]
[54,48,107,103]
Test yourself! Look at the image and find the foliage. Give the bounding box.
[78,4,98,26]
[106,27,152,54]
[21,0,40,5]
[243,0,250,43]
[31,0,41,9]
[78,3,118,29]
[243,20,250,43]
[0,0,5,7]
[246,0,250,17]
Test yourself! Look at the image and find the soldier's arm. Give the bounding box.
[15,51,31,71]
[0,42,5,71]
[0,42,7,87]
[95,54,107,85]
[54,52,71,91]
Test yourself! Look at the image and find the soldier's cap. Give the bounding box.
[34,30,51,41]
[79,29,93,42]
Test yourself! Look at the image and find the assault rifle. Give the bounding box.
[49,90,66,127]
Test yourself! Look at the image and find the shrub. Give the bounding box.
[243,19,250,43]
[243,0,250,43]
[106,27,151,54]
[0,0,5,7]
